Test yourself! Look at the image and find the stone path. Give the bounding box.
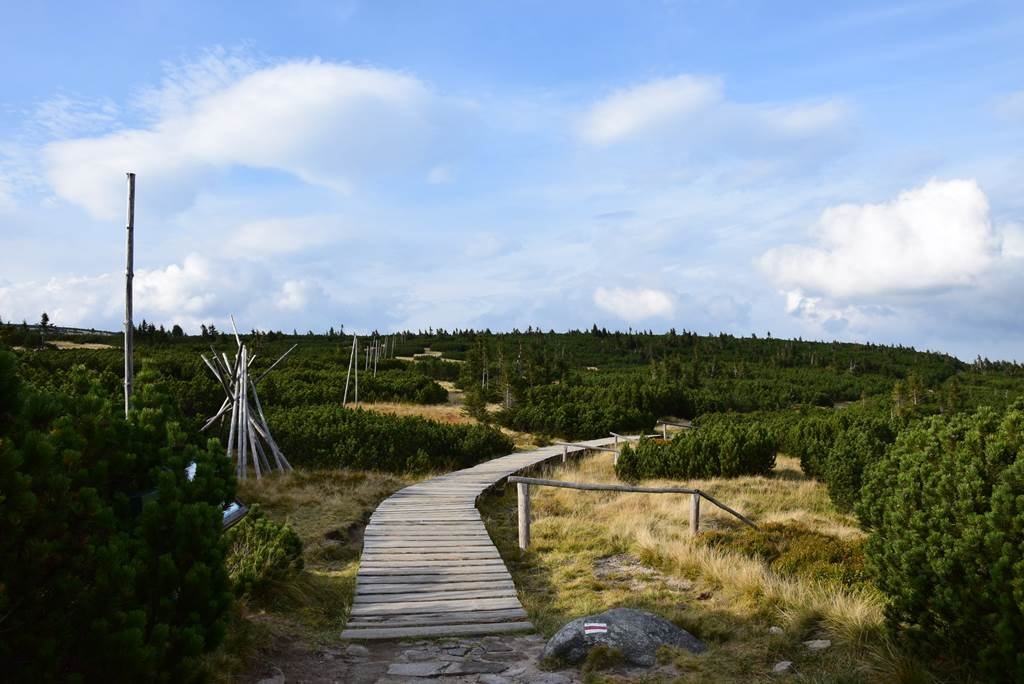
[341,438,617,640]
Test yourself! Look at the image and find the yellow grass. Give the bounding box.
[48,340,115,350]
[481,453,930,682]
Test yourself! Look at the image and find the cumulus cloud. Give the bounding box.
[761,179,1000,298]
[578,73,851,148]
[0,253,331,332]
[759,179,1024,353]
[43,58,459,219]
[593,286,674,320]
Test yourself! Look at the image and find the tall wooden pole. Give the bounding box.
[123,172,135,418]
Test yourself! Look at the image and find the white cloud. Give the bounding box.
[227,215,343,256]
[32,93,120,139]
[43,58,456,219]
[580,75,722,145]
[593,286,674,320]
[761,179,999,298]
[274,279,322,311]
[992,89,1024,121]
[426,164,453,184]
[578,73,851,149]
[0,253,331,332]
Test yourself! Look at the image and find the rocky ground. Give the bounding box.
[246,632,684,683]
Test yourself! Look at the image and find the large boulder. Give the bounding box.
[542,608,705,666]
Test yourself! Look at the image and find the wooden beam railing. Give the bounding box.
[552,441,620,464]
[655,418,693,439]
[507,475,757,549]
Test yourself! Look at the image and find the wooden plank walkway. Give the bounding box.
[341,437,617,640]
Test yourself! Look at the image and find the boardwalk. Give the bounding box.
[341,437,617,640]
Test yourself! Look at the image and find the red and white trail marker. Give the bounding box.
[583,622,608,635]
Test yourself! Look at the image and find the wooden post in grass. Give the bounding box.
[562,444,568,463]
[123,172,135,418]
[517,481,531,550]
[690,492,701,535]
[662,423,668,439]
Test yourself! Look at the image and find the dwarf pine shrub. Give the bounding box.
[862,402,1024,679]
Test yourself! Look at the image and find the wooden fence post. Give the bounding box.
[517,482,531,549]
[562,444,567,463]
[662,423,668,439]
[690,492,700,535]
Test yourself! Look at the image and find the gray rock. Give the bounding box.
[804,639,831,651]
[773,660,794,673]
[446,646,471,656]
[768,626,784,635]
[528,673,573,684]
[542,607,705,667]
[479,675,513,684]
[256,676,285,684]
[344,644,370,658]
[445,660,509,675]
[386,661,449,677]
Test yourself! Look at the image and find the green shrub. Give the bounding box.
[0,350,235,682]
[702,522,868,587]
[615,419,775,481]
[225,506,303,598]
[267,404,514,472]
[862,402,1024,679]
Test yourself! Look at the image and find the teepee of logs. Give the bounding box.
[200,317,297,480]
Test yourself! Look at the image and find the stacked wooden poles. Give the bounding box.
[200,321,295,480]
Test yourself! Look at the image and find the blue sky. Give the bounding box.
[1,1,1023,360]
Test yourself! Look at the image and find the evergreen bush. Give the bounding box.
[0,350,235,682]
[862,402,1024,679]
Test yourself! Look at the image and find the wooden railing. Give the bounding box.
[507,475,757,550]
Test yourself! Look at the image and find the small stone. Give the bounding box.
[773,660,794,673]
[444,660,509,675]
[386,661,449,677]
[804,639,831,651]
[768,626,784,635]
[446,646,471,656]
[345,644,370,658]
[403,648,439,661]
[478,675,513,684]
[528,674,572,684]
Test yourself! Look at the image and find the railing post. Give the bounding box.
[613,449,618,466]
[662,423,668,439]
[613,433,619,445]
[562,444,567,463]
[690,491,700,535]
[517,482,531,549]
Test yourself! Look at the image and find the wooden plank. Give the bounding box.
[362,548,500,558]
[345,608,527,627]
[341,620,534,640]
[355,579,515,594]
[350,596,522,617]
[358,562,508,574]
[357,571,512,585]
[354,587,518,604]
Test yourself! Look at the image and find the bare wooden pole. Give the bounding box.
[690,492,701,535]
[123,172,135,418]
[343,334,356,405]
[517,482,531,550]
